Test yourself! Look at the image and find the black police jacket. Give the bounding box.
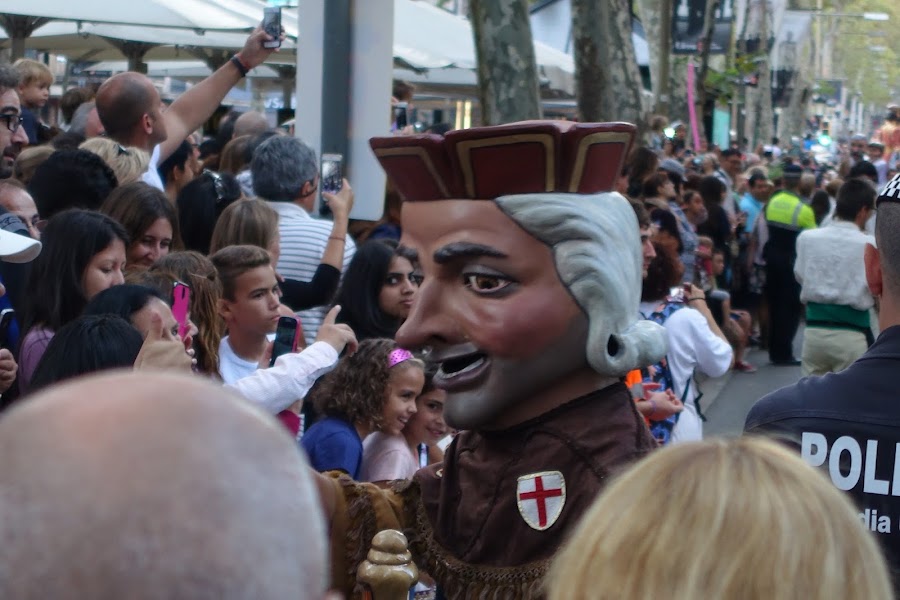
[745,325,900,589]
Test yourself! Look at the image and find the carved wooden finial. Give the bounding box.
[357,529,419,600]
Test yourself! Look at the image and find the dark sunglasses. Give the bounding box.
[204,169,226,203]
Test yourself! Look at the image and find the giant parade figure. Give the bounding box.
[875,104,900,165]
[315,120,667,598]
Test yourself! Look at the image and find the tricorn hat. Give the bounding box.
[369,121,636,202]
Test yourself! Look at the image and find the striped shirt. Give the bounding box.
[268,201,356,345]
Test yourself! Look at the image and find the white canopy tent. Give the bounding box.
[2,0,575,94]
[0,0,289,63]
[0,0,267,31]
[0,21,298,69]
[393,0,575,94]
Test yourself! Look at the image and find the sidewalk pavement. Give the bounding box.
[699,345,780,411]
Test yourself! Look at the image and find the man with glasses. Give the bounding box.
[0,64,29,180]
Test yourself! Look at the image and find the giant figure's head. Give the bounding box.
[371,122,665,430]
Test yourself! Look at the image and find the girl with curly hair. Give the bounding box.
[302,338,424,478]
[360,364,449,483]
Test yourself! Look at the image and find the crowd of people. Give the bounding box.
[620,118,895,378]
[0,23,899,600]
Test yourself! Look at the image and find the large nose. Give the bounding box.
[12,124,28,145]
[395,279,459,350]
[268,290,281,309]
[112,269,125,286]
[400,276,416,296]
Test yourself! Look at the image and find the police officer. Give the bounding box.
[745,172,900,592]
[763,163,816,365]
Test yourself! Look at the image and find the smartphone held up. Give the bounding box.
[667,285,689,304]
[0,309,14,350]
[270,316,301,367]
[262,6,282,49]
[172,282,191,341]
[318,153,343,218]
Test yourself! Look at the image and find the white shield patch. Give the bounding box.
[516,471,566,531]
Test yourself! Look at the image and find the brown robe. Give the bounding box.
[326,382,656,598]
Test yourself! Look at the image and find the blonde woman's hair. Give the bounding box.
[208,198,278,255]
[546,437,893,600]
[13,145,55,186]
[80,137,150,186]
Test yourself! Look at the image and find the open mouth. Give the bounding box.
[441,352,486,375]
[434,352,490,390]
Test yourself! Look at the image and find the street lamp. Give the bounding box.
[862,13,890,22]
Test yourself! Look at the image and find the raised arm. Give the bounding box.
[280,180,355,310]
[159,26,282,161]
[320,179,354,270]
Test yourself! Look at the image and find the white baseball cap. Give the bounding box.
[0,209,41,264]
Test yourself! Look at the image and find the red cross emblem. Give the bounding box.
[516,471,566,531]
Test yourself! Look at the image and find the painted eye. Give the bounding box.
[464,274,511,293]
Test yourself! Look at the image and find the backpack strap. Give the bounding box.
[681,371,707,422]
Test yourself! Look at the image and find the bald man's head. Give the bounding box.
[233,111,270,139]
[95,73,166,149]
[0,373,328,599]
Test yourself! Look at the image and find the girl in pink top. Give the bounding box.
[361,366,449,483]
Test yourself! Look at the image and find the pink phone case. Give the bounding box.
[172,284,191,340]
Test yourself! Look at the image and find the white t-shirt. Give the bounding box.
[795,221,875,311]
[220,339,339,415]
[360,432,419,482]
[640,302,733,443]
[218,336,261,384]
[141,144,165,191]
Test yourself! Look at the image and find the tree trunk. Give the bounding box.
[571,0,646,129]
[777,72,808,143]
[738,0,754,146]
[668,57,689,124]
[635,0,662,103]
[469,0,542,126]
[694,0,719,144]
[753,0,774,150]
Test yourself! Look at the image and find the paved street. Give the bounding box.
[702,331,805,438]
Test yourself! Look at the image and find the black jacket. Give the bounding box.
[745,325,900,589]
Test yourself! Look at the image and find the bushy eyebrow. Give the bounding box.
[397,244,418,263]
[433,242,507,265]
